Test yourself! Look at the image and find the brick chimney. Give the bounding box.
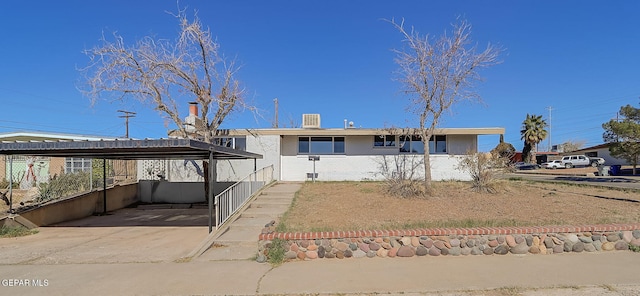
[185,102,202,133]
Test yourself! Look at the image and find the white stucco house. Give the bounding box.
[569,143,632,166]
[212,123,504,182]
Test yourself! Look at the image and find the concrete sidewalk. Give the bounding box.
[1,252,639,295]
[194,182,302,261]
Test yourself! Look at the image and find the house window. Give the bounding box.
[374,135,396,147]
[399,135,446,154]
[298,137,345,154]
[214,137,246,150]
[65,157,92,173]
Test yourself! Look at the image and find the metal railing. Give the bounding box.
[214,165,274,229]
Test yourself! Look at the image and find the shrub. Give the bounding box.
[0,226,38,238]
[457,151,508,193]
[266,238,288,265]
[36,171,91,202]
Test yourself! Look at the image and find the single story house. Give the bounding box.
[568,143,631,166]
[0,132,119,185]
[187,113,505,182]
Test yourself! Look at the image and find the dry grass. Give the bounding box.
[277,180,640,232]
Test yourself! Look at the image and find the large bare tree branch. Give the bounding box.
[79,7,251,143]
[387,17,502,193]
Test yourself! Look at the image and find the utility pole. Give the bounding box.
[117,110,136,138]
[273,98,279,128]
[546,106,553,152]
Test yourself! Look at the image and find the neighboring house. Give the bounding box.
[568,143,630,166]
[0,131,122,185]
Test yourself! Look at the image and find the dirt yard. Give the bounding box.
[278,180,640,232]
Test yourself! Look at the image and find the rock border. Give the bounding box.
[258,224,640,261]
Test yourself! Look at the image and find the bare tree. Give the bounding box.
[80,8,250,142]
[388,18,501,193]
[558,140,585,153]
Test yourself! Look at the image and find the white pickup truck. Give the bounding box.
[561,155,605,168]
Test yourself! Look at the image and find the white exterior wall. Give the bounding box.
[280,154,469,181]
[216,134,281,182]
[584,147,630,166]
[278,134,472,181]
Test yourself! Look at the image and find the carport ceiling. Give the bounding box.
[0,138,262,160]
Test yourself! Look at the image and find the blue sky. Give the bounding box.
[1,1,638,151]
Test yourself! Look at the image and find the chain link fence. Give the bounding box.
[0,156,136,213]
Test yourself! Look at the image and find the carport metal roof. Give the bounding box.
[0,138,262,160]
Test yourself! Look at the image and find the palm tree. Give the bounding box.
[520,114,548,163]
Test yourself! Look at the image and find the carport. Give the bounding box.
[0,138,262,232]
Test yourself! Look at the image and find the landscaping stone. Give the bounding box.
[591,234,602,242]
[358,243,369,252]
[290,244,299,252]
[318,246,326,258]
[400,237,412,246]
[441,247,449,256]
[376,248,388,258]
[615,241,629,251]
[602,242,615,251]
[631,238,640,247]
[482,247,494,255]
[584,243,596,252]
[366,250,376,258]
[449,246,461,256]
[335,242,348,252]
[564,241,574,253]
[572,242,585,253]
[297,251,306,260]
[306,250,318,259]
[285,251,297,260]
[525,235,533,246]
[466,240,475,248]
[633,230,640,239]
[578,236,593,243]
[344,249,353,258]
[544,237,554,248]
[461,247,471,255]
[566,234,579,244]
[488,240,499,248]
[505,235,516,247]
[593,240,602,251]
[397,246,415,257]
[433,240,447,250]
[325,251,335,259]
[349,243,358,251]
[497,236,505,244]
[421,239,433,248]
[511,243,529,255]
[381,242,392,249]
[369,242,381,251]
[622,231,633,243]
[256,253,267,263]
[388,248,398,258]
[352,249,366,258]
[411,237,420,247]
[471,247,482,255]
[515,235,525,244]
[552,245,564,254]
[300,240,309,248]
[416,246,428,256]
[606,233,620,242]
[308,244,318,251]
[428,247,441,256]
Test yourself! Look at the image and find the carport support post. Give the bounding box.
[8,155,13,213]
[208,152,214,233]
[103,158,107,214]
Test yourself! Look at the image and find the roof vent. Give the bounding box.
[302,114,321,128]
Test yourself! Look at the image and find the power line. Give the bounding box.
[117,110,136,138]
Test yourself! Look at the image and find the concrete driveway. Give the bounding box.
[0,206,210,265]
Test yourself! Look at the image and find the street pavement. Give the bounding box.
[1,182,640,295]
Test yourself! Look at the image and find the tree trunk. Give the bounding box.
[422,132,432,194]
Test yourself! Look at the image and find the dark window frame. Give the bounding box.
[298,136,345,155]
